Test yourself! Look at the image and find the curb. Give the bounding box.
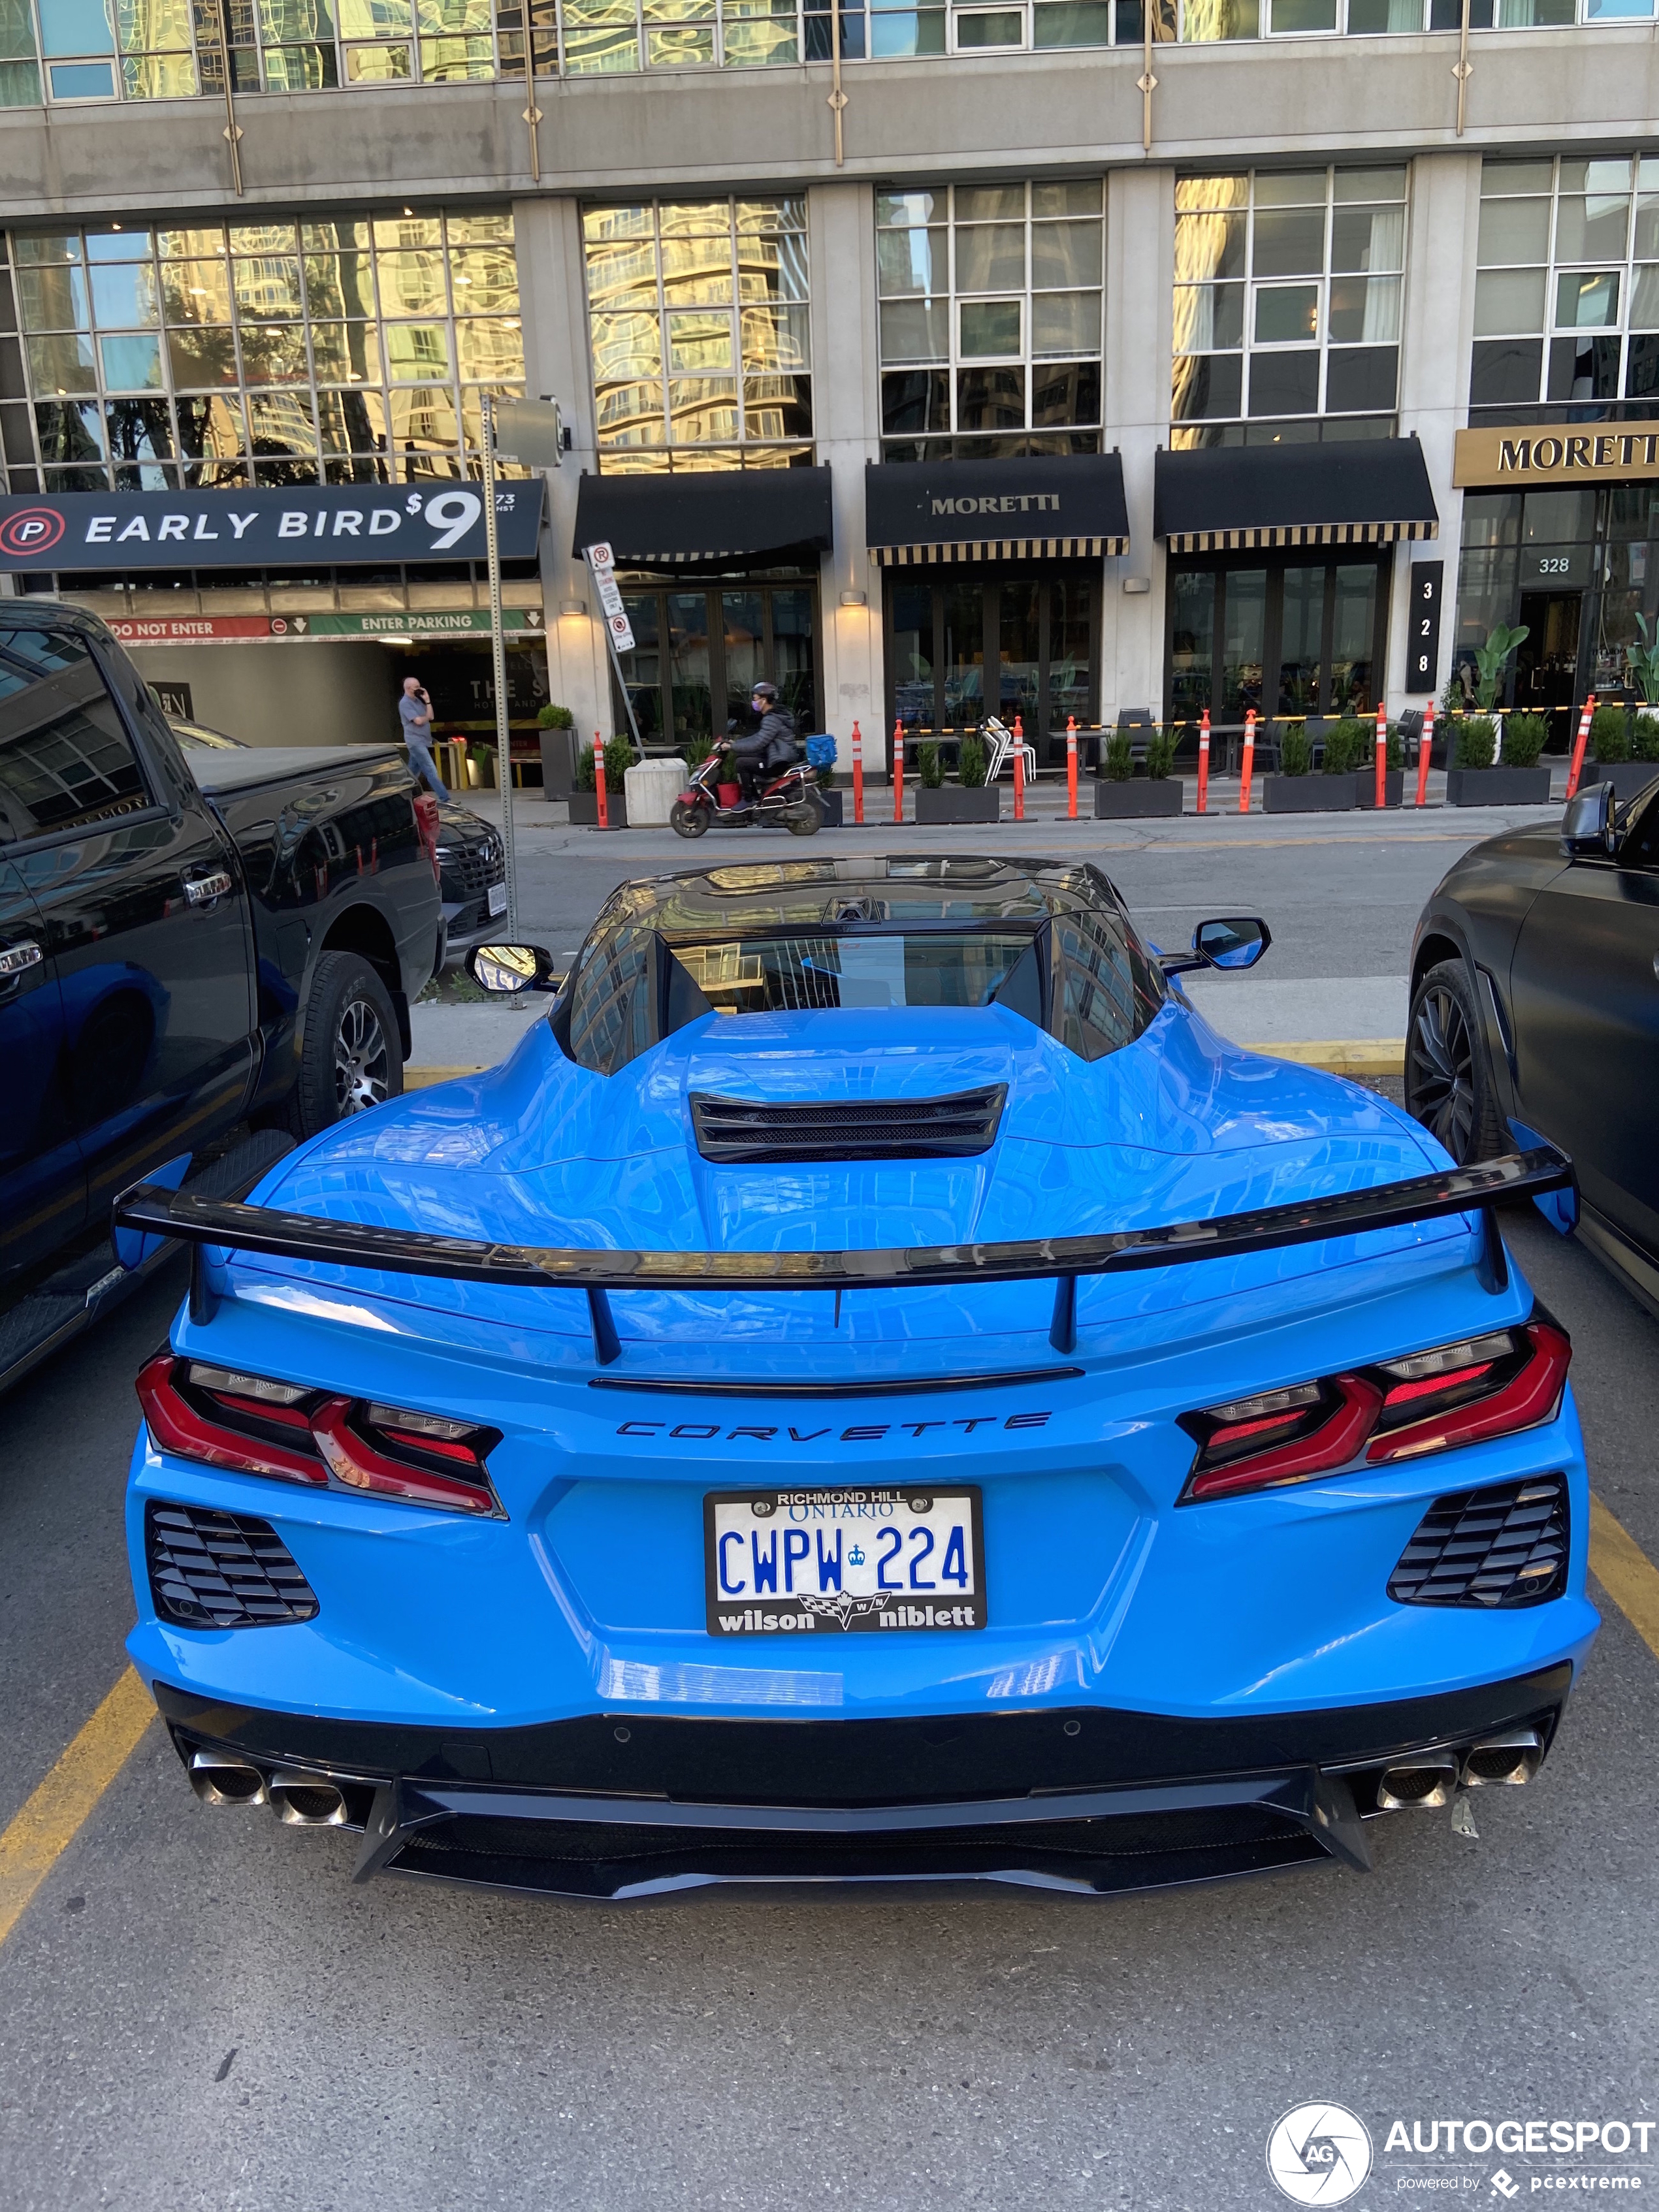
[404,1040,1409,1090]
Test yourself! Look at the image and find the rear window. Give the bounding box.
[671,931,1034,1014]
[0,628,149,844]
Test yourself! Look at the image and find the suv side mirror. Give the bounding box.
[1561,782,1617,858]
[466,942,562,994]
[1193,916,1272,970]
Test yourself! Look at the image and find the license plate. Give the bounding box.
[705,1486,985,1636]
[487,881,507,916]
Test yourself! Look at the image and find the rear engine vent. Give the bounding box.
[690,1085,1007,1165]
[146,1501,319,1630]
[1387,1475,1568,1609]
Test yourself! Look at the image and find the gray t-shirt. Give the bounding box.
[398,694,432,748]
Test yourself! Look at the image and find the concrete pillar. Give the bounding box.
[514,193,612,750]
[808,180,884,775]
[1391,151,1484,718]
[1103,164,1176,724]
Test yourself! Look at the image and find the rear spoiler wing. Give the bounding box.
[114,1144,1574,1363]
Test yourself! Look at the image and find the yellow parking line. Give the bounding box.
[1248,1039,1406,1078]
[0,1667,154,1949]
[404,1065,487,1089]
[1590,1494,1659,1665]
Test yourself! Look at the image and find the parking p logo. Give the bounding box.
[1266,2102,1374,2204]
[0,507,65,558]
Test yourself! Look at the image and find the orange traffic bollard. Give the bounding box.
[593,730,609,830]
[1012,714,1025,821]
[892,718,904,825]
[1374,701,1388,810]
[1239,709,1257,816]
[1415,700,1435,807]
[1197,709,1210,815]
[1066,716,1078,820]
[1566,697,1594,801]
[851,719,864,825]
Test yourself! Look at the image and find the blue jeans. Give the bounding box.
[407,741,449,800]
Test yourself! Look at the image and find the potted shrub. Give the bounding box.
[917,730,999,824]
[1353,722,1405,809]
[1445,712,1549,805]
[1095,723,1182,817]
[568,733,634,825]
[536,702,577,798]
[1264,718,1355,813]
[1583,700,1656,799]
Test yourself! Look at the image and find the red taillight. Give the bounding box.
[1178,1319,1570,1503]
[413,792,442,884]
[136,1355,500,1517]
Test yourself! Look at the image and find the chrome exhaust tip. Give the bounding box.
[189,1751,268,1807]
[268,1772,349,1827]
[1462,1729,1542,1787]
[1376,1755,1459,1811]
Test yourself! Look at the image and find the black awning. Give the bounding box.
[864,454,1128,564]
[571,467,833,565]
[1153,438,1439,553]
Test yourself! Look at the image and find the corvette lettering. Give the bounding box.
[618,1411,1052,1441]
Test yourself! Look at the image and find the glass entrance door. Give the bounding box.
[884,569,1103,762]
[1515,592,1584,719]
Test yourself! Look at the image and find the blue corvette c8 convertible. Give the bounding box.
[117,856,1594,1900]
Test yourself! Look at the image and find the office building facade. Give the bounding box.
[1,9,1656,762]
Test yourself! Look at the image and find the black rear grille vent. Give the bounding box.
[146,1501,319,1630]
[690,1085,1007,1165]
[1387,1475,1568,1609]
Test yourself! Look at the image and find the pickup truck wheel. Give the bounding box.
[1406,959,1504,1164]
[293,952,402,1136]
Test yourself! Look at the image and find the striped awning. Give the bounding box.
[865,454,1129,565]
[1155,439,1438,554]
[572,466,833,567]
[875,535,1116,566]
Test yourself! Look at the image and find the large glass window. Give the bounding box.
[877,180,1103,461]
[583,198,811,472]
[1471,155,1659,419]
[7,208,521,490]
[611,578,820,747]
[1164,554,1390,729]
[1171,165,1406,447]
[884,570,1101,756]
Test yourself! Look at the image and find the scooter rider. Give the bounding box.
[729,682,798,801]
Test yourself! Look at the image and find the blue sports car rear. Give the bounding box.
[120,857,1594,1898]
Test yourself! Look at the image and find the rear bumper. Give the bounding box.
[154,1663,1573,1900]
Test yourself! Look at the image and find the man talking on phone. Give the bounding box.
[398,675,449,799]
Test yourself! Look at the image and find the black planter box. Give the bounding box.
[539,728,579,799]
[567,789,629,827]
[914,785,1001,824]
[815,787,844,827]
[1445,767,1552,807]
[1263,777,1356,814]
[1353,770,1404,809]
[1095,778,1182,818]
[1579,760,1659,799]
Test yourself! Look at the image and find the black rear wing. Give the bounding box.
[114,1144,1573,1363]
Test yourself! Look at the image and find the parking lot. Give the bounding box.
[3,816,1657,2212]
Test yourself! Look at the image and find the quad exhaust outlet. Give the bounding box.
[1461,1728,1542,1787]
[1376,1755,1459,1811]
[268,1772,349,1827]
[1376,1728,1544,1811]
[188,1751,268,1807]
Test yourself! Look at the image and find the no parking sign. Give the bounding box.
[585,541,635,654]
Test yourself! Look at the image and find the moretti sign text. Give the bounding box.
[0,482,545,569]
[1453,425,1659,489]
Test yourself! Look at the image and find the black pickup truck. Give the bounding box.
[0,602,442,1390]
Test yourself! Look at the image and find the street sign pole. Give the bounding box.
[584,542,642,753]
[480,393,518,938]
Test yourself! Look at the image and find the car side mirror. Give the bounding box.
[1560,782,1617,858]
[1193,916,1272,970]
[466,942,562,994]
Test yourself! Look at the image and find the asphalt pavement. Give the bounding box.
[3,799,1657,2211]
